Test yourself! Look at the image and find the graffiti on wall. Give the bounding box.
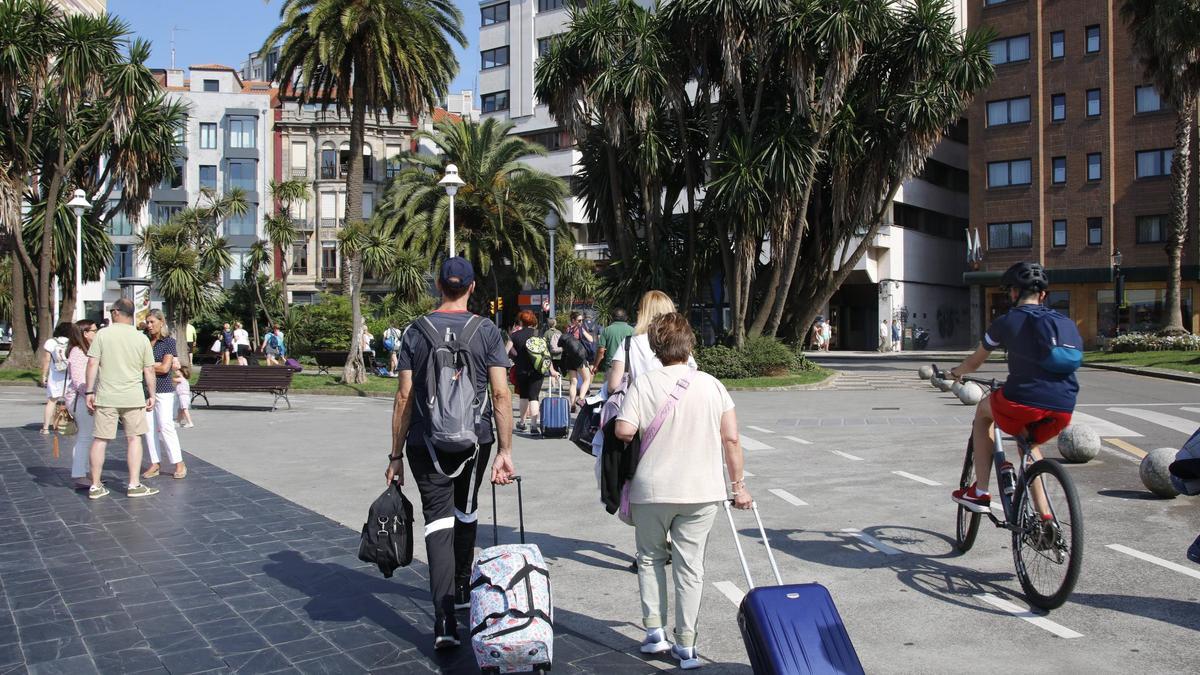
[936,305,967,339]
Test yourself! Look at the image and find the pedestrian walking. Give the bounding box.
[65,320,97,489]
[39,322,73,434]
[543,317,564,374]
[614,312,753,669]
[261,325,284,366]
[83,298,159,500]
[594,308,634,374]
[511,310,558,433]
[892,319,902,352]
[810,317,825,352]
[385,257,515,650]
[383,322,403,376]
[233,322,250,365]
[141,310,187,480]
[879,320,890,352]
[185,321,197,357]
[173,359,195,428]
[821,318,833,351]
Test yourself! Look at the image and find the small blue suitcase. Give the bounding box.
[540,377,570,438]
[725,501,865,675]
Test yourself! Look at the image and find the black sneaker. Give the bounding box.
[1188,534,1200,565]
[454,578,471,611]
[434,618,460,650]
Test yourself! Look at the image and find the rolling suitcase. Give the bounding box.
[540,377,569,438]
[725,501,865,675]
[470,476,553,673]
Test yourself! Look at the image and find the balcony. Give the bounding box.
[320,166,337,180]
[290,167,308,178]
[294,217,313,232]
[321,266,338,280]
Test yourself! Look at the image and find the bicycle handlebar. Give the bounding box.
[931,364,1004,390]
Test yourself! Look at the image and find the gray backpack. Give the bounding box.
[415,315,486,477]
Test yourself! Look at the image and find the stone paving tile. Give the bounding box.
[0,423,653,674]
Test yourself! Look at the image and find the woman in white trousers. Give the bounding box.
[142,311,187,479]
[65,320,97,489]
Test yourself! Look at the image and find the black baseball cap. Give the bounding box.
[439,256,475,291]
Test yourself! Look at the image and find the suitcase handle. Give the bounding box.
[491,475,525,547]
[723,500,783,589]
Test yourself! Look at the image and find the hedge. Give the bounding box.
[695,336,816,379]
[1108,332,1200,352]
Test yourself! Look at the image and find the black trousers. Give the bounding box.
[406,442,492,625]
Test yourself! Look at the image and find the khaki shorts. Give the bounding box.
[93,406,148,440]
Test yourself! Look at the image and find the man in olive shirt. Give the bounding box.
[593,308,634,373]
[84,298,159,499]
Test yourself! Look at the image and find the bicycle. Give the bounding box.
[932,365,1084,610]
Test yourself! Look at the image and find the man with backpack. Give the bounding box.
[385,257,515,650]
[383,321,404,376]
[946,262,1082,512]
[543,317,564,373]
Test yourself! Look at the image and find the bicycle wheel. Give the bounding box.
[1011,459,1084,610]
[955,437,981,553]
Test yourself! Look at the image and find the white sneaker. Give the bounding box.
[672,644,701,670]
[640,628,671,655]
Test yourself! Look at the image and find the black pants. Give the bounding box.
[406,442,492,626]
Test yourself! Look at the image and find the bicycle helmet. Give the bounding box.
[1000,261,1049,292]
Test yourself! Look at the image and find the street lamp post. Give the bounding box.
[67,189,92,321]
[546,211,559,321]
[438,164,465,257]
[1112,249,1124,337]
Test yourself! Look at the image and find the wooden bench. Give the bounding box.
[312,350,348,375]
[191,365,294,411]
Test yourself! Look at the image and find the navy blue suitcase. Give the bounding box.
[540,377,569,438]
[724,502,865,675]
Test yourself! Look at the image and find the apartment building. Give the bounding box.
[965,0,1197,345]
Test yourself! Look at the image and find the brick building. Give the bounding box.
[966,0,1198,346]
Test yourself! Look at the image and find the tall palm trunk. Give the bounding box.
[3,253,35,369]
[342,70,369,384]
[37,142,67,344]
[1163,95,1193,334]
[604,143,633,263]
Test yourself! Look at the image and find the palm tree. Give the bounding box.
[264,179,310,319]
[264,0,464,384]
[378,118,567,307]
[1121,0,1200,334]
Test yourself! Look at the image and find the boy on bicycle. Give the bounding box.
[947,262,1080,513]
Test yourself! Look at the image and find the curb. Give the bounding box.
[722,372,839,392]
[1081,361,1200,385]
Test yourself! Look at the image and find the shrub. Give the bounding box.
[286,294,353,354]
[695,345,751,380]
[1108,331,1200,352]
[743,336,798,376]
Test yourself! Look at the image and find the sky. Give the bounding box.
[106,0,482,99]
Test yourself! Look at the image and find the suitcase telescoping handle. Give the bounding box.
[723,500,783,589]
[491,475,526,547]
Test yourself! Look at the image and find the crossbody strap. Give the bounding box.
[636,369,696,462]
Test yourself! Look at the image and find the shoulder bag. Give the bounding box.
[617,369,696,525]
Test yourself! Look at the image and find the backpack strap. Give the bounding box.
[638,369,696,457]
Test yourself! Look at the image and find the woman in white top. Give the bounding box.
[232,321,251,365]
[615,312,752,669]
[39,322,74,434]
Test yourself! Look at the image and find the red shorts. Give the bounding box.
[990,390,1072,444]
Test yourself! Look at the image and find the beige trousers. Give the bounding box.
[631,501,720,647]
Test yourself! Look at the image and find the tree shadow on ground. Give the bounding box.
[1097,489,1161,501]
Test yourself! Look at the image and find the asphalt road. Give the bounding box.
[2,359,1197,673]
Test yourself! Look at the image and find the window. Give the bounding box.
[1053,219,1067,247]
[226,206,256,237]
[481,90,510,113]
[1087,217,1103,245]
[1086,89,1101,117]
[290,141,307,177]
[106,244,133,281]
[1046,291,1070,315]
[173,124,185,148]
[1137,215,1168,243]
[989,35,1030,65]
[1136,85,1163,113]
[361,144,374,182]
[290,198,307,223]
[481,46,509,69]
[202,79,219,92]
[1087,152,1102,181]
[987,159,1032,188]
[538,0,564,10]
[1051,93,1066,121]
[538,37,553,58]
[1137,148,1173,178]
[362,193,374,218]
[292,239,309,275]
[321,241,338,278]
[386,144,402,179]
[1086,25,1100,53]
[1050,31,1065,59]
[481,2,508,25]
[320,145,337,179]
[988,221,1033,249]
[320,192,337,228]
[1052,156,1066,184]
[199,165,217,190]
[528,128,569,151]
[155,202,185,223]
[984,0,1013,5]
[105,201,132,237]
[986,96,1030,127]
[1098,288,1193,337]
[228,249,248,281]
[226,160,256,191]
[199,122,217,149]
[160,162,184,189]
[228,117,256,148]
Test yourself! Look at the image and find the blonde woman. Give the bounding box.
[606,290,695,394]
[141,310,187,480]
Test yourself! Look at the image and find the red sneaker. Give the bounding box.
[952,483,991,513]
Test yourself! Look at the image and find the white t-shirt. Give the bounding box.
[617,364,735,505]
[43,338,69,377]
[233,328,250,347]
[610,334,697,382]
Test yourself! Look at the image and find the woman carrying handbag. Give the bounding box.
[63,320,98,490]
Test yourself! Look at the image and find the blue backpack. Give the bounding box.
[1029,306,1084,374]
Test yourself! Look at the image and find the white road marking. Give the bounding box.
[739,435,773,451]
[747,425,774,434]
[784,436,812,445]
[743,471,756,477]
[892,471,941,486]
[313,407,352,412]
[841,529,901,556]
[1107,544,1200,581]
[1183,407,1200,416]
[1067,412,1142,438]
[713,581,745,606]
[1107,407,1199,435]
[976,594,1083,639]
[830,450,864,461]
[769,488,808,507]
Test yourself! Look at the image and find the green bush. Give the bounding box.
[1108,331,1200,352]
[286,294,354,353]
[743,336,798,376]
[695,345,751,379]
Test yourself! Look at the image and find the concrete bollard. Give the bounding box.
[1140,447,1181,498]
[950,381,964,399]
[1056,424,1100,463]
[957,382,984,406]
[918,365,934,380]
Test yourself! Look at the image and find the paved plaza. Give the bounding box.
[1,359,1198,673]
